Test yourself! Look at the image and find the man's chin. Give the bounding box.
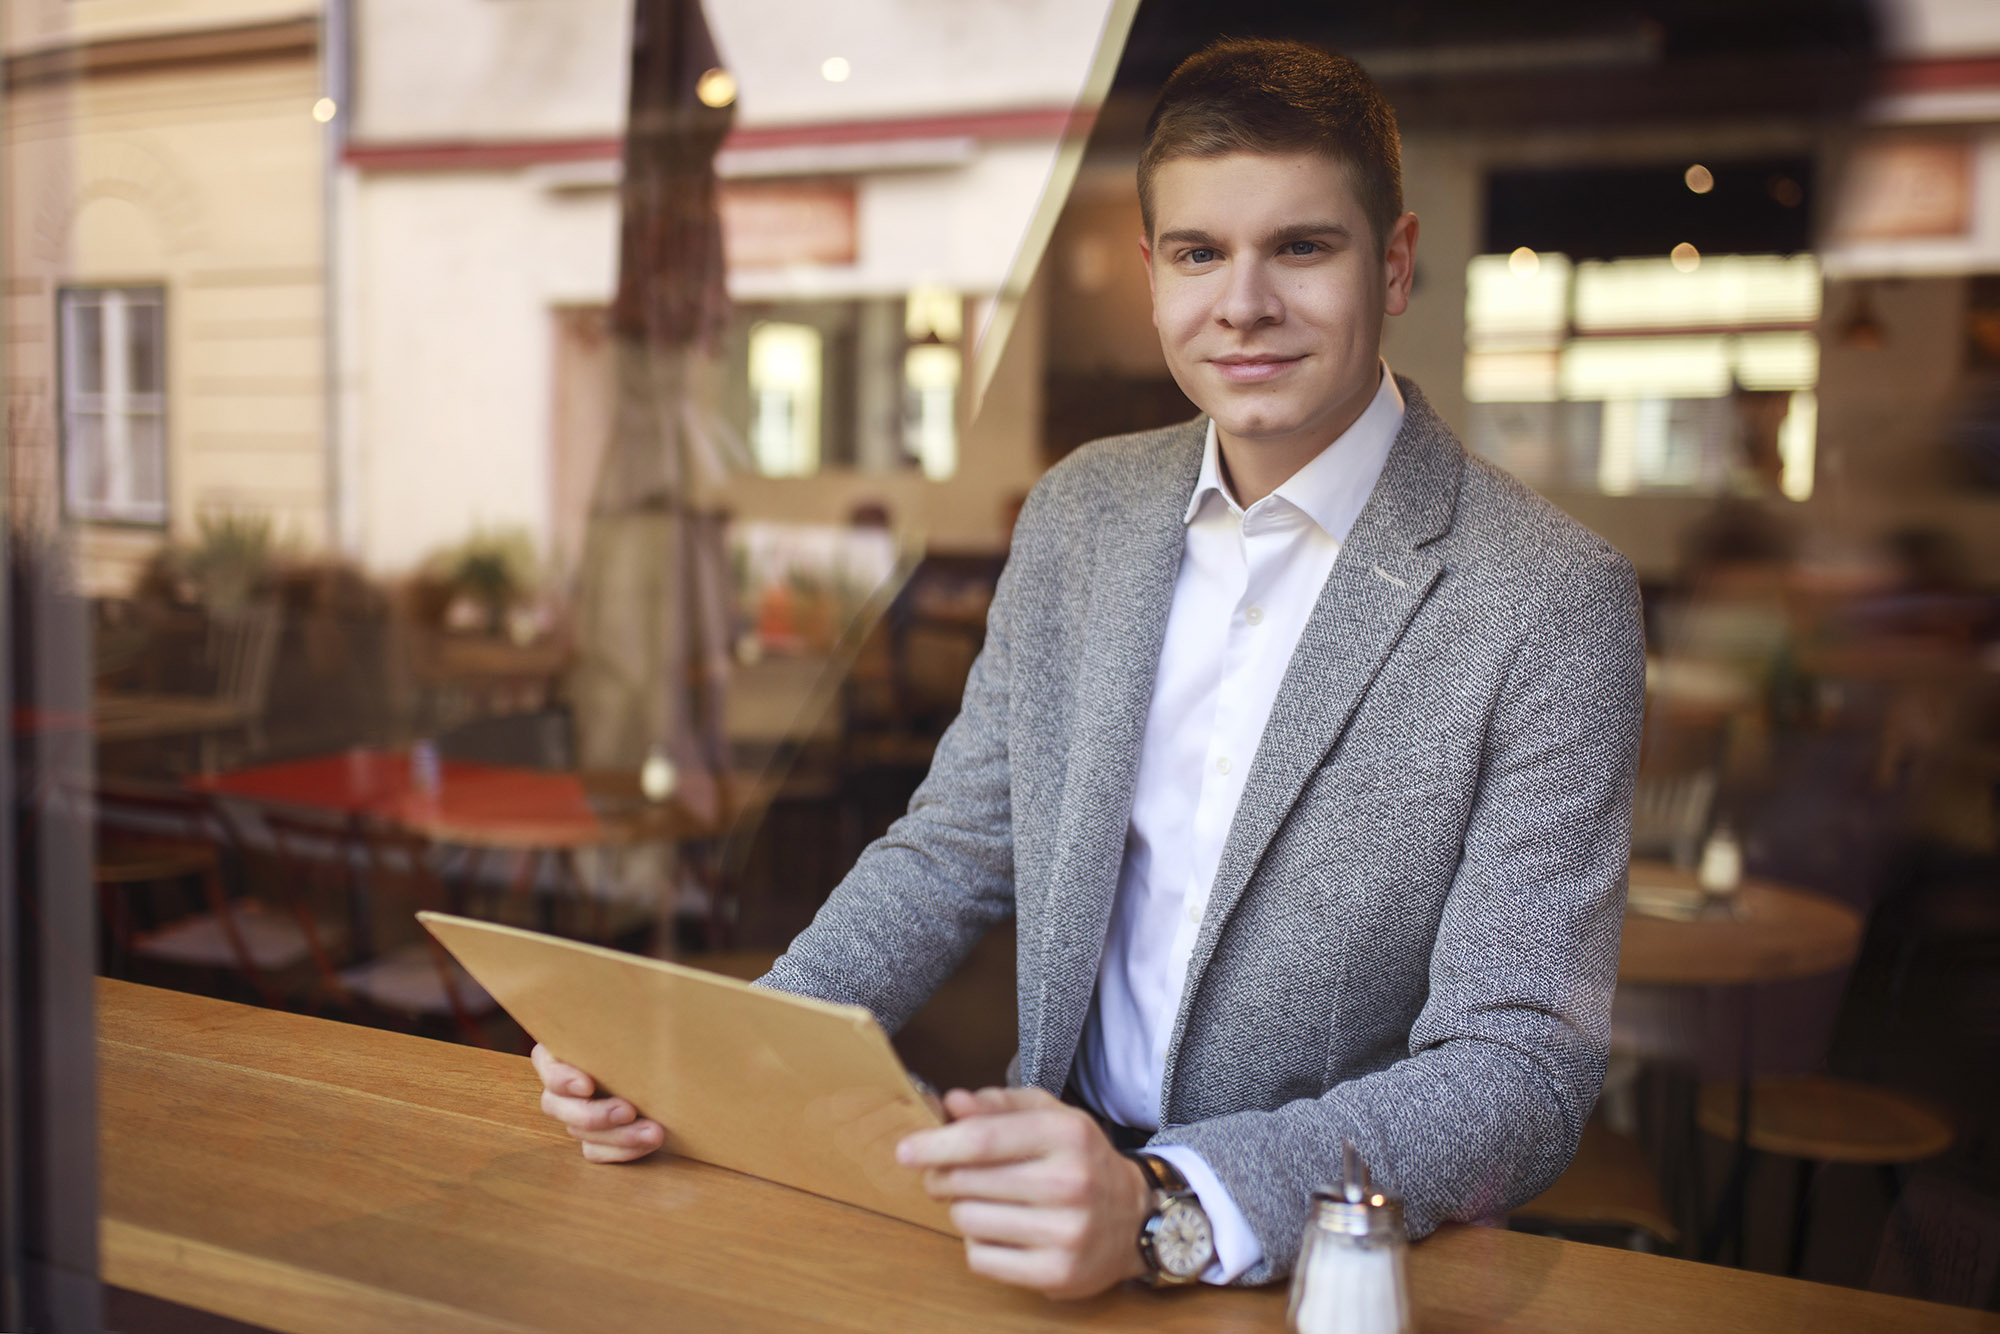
[1209,411,1306,444]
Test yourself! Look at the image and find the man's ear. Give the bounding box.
[1138,233,1159,329]
[1383,212,1419,317]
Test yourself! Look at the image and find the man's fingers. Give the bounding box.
[962,1240,1084,1296]
[924,1159,1093,1206]
[899,1103,1092,1169]
[529,1044,594,1098]
[949,1200,1090,1250]
[530,1044,663,1164]
[943,1085,1056,1119]
[540,1088,641,1133]
[579,1135,659,1164]
[566,1118,664,1154]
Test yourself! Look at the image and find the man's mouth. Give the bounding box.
[1209,354,1303,384]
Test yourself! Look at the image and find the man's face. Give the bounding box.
[1141,151,1417,469]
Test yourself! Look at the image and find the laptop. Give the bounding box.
[419,911,953,1233]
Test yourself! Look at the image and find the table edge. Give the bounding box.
[102,1218,541,1334]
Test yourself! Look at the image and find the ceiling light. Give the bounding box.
[696,68,736,108]
[312,97,337,123]
[1670,242,1700,273]
[1508,246,1539,276]
[1684,164,1714,194]
[821,56,851,83]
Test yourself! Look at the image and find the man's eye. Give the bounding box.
[1283,240,1321,256]
[1185,248,1217,265]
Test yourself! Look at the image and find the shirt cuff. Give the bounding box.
[1145,1144,1264,1285]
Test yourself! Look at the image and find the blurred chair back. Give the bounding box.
[1632,697,1732,867]
[250,805,369,1012]
[338,819,497,1045]
[100,783,341,1009]
[437,707,574,771]
[203,601,283,764]
[1631,770,1718,869]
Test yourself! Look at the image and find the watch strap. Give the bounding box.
[1131,1150,1192,1197]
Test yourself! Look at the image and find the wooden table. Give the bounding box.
[1620,859,1866,987]
[99,980,1993,1333]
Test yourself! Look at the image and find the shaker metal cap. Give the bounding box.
[1309,1189,1407,1237]
[1309,1142,1407,1236]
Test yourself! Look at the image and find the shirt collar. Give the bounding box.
[1184,362,1407,544]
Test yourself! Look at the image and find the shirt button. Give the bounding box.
[1185,902,1200,924]
[1215,756,1231,775]
[1245,606,1264,625]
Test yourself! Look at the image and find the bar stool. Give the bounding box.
[1617,859,1866,1262]
[1697,1075,1953,1275]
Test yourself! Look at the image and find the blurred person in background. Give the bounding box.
[535,37,1645,1297]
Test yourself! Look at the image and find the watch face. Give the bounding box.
[1152,1199,1215,1278]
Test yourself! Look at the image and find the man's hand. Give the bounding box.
[530,1043,665,1164]
[897,1086,1153,1300]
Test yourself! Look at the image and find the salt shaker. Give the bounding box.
[1697,821,1743,898]
[1288,1144,1411,1334]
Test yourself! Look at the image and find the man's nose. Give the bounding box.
[1216,260,1283,329]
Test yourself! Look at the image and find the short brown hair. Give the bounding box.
[1139,38,1403,253]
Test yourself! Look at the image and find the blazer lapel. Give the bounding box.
[1023,418,1207,1094]
[1158,380,1464,1119]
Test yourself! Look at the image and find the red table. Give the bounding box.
[190,748,602,843]
[190,749,619,949]
[190,749,739,949]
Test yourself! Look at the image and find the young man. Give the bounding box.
[536,38,1645,1298]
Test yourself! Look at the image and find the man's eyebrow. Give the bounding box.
[1265,221,1354,247]
[1153,222,1355,250]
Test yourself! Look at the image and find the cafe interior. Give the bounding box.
[6,0,2000,1328]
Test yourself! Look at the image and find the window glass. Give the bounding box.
[126,294,165,398]
[1465,253,1821,498]
[67,292,104,397]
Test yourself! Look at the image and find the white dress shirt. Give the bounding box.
[1072,366,1405,1283]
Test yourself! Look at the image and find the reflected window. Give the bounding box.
[748,321,823,476]
[59,286,168,524]
[903,283,962,481]
[1464,253,1820,499]
[727,291,963,479]
[904,344,960,481]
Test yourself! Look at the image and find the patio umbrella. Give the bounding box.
[570,0,744,823]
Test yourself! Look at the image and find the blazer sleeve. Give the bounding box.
[1149,540,1646,1283]
[754,499,1037,1034]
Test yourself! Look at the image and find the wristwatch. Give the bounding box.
[1131,1151,1216,1285]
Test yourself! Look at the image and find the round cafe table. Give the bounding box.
[1619,859,1864,987]
[1616,858,1866,1265]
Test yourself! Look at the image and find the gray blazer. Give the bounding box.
[762,377,1646,1283]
